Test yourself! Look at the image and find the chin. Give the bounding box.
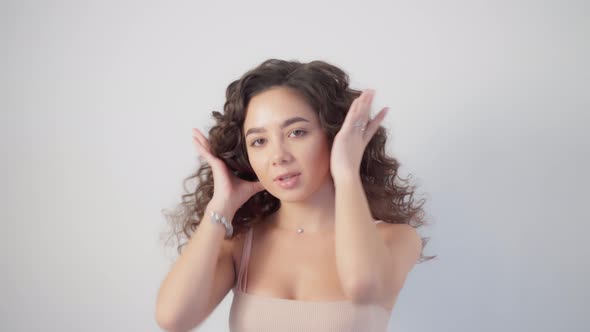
[267,189,303,201]
[266,185,308,202]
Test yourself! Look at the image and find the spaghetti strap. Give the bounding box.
[373,220,384,224]
[237,227,254,292]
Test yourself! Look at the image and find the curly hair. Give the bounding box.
[160,58,436,263]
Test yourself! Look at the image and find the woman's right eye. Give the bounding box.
[250,138,265,147]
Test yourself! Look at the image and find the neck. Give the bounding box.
[269,177,336,234]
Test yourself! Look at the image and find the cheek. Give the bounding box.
[249,156,263,174]
[248,154,270,181]
[305,141,331,166]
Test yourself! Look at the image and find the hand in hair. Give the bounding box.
[192,128,265,209]
[330,89,389,182]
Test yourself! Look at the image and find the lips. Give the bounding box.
[274,172,300,181]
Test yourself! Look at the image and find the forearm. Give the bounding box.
[156,199,237,330]
[334,175,388,299]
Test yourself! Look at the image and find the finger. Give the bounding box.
[192,128,205,144]
[361,89,375,117]
[365,107,389,139]
[192,128,212,154]
[191,130,204,152]
[342,97,361,129]
[192,133,214,162]
[193,137,223,171]
[192,136,208,160]
[347,90,373,131]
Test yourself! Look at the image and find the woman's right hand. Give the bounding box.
[191,128,266,210]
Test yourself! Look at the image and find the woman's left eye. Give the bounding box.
[291,129,307,137]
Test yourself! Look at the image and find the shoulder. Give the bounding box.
[369,221,422,307]
[375,220,418,237]
[376,221,422,261]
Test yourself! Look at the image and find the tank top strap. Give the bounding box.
[236,226,254,292]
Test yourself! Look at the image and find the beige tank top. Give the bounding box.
[229,220,392,332]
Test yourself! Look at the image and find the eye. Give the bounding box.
[250,138,265,147]
[290,129,307,137]
[249,129,307,147]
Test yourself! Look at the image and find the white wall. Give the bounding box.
[2,0,588,331]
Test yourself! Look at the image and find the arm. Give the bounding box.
[155,200,238,331]
[333,176,422,302]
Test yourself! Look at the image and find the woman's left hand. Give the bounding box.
[330,89,389,182]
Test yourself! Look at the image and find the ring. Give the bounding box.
[352,120,367,131]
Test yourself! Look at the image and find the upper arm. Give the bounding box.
[199,237,237,321]
[380,224,422,291]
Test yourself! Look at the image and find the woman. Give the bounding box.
[156,59,436,332]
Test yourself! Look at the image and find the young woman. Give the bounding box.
[156,59,436,332]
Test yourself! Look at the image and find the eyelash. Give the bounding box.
[250,129,307,147]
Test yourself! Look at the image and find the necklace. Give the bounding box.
[287,226,333,234]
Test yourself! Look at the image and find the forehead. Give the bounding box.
[243,87,317,128]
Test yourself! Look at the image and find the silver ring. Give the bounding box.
[352,120,367,131]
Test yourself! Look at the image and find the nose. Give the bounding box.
[270,141,293,166]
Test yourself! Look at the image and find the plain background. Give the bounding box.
[2,0,588,331]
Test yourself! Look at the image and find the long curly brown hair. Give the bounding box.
[161,58,436,263]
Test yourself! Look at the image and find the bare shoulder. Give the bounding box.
[375,221,422,260]
[375,220,418,234]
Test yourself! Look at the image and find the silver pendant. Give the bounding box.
[297,228,304,234]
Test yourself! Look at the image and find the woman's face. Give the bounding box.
[243,86,332,201]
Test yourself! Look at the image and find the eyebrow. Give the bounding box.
[245,116,310,138]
